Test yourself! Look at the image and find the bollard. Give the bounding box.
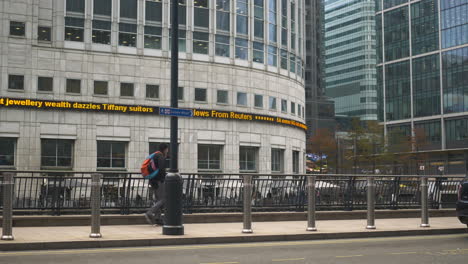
[163,172,184,235]
[420,177,430,227]
[1,173,14,240]
[306,176,317,231]
[366,177,376,229]
[242,175,253,233]
[89,173,102,238]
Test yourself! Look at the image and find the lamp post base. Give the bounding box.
[242,229,253,234]
[366,225,376,230]
[306,227,317,231]
[420,224,430,228]
[163,225,184,235]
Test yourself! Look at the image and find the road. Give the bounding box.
[0,234,467,264]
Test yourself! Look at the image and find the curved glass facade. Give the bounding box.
[64,0,305,80]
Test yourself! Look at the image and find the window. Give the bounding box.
[195,88,207,102]
[441,1,468,48]
[198,145,222,171]
[146,84,159,99]
[292,151,299,174]
[442,47,468,114]
[413,54,440,117]
[178,86,184,101]
[254,0,264,39]
[215,35,230,57]
[38,26,51,41]
[271,148,284,173]
[281,99,287,112]
[120,83,134,97]
[254,94,263,108]
[146,0,162,23]
[268,0,277,43]
[10,21,25,36]
[97,141,126,168]
[253,42,264,63]
[193,32,209,54]
[94,81,108,95]
[169,29,187,52]
[217,90,228,104]
[384,7,410,61]
[119,23,137,47]
[94,0,112,16]
[8,75,24,90]
[41,139,74,168]
[194,0,209,28]
[385,60,411,121]
[93,20,112,44]
[280,49,288,69]
[38,77,53,92]
[144,26,162,49]
[235,38,248,60]
[217,0,230,32]
[66,79,81,94]
[120,0,137,19]
[240,147,258,172]
[290,53,295,73]
[268,45,277,66]
[298,104,301,118]
[67,0,85,13]
[290,2,296,50]
[237,0,249,35]
[0,138,16,167]
[281,0,287,46]
[93,0,112,44]
[291,102,295,114]
[65,0,84,41]
[411,0,439,55]
[237,92,247,106]
[65,17,84,41]
[269,96,277,110]
[445,118,468,149]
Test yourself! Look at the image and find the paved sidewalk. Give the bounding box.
[0,217,466,251]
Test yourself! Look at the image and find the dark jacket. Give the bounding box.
[149,152,167,186]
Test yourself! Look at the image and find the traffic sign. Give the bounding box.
[159,107,193,117]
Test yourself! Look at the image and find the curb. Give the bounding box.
[0,228,465,251]
[1,209,456,227]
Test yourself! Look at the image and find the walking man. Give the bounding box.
[145,143,169,226]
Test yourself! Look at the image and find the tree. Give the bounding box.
[307,128,337,173]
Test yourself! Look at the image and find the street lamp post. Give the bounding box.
[163,0,184,236]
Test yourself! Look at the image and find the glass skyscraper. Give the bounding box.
[305,0,336,138]
[377,0,468,174]
[324,0,377,121]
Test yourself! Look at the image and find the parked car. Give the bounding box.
[456,176,468,227]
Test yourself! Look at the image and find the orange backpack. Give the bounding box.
[141,151,161,180]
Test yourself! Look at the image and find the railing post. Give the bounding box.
[307,175,317,231]
[366,177,376,229]
[420,176,430,228]
[1,173,14,240]
[90,173,102,238]
[242,175,253,233]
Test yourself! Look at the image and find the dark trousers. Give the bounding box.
[147,182,165,220]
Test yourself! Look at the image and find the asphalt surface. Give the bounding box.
[0,234,467,264]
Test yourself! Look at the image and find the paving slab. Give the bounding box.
[0,217,466,251]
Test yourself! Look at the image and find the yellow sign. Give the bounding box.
[0,97,307,131]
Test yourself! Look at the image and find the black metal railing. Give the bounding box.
[0,170,465,215]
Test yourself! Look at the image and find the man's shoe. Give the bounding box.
[144,213,156,225]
